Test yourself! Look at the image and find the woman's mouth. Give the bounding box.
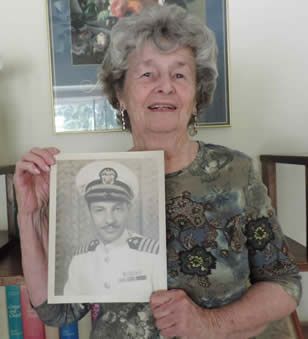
[148,103,177,111]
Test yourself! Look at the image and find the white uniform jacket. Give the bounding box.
[63,230,163,302]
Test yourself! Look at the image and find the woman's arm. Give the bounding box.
[18,210,90,326]
[14,147,90,326]
[151,157,301,338]
[212,281,297,338]
[151,281,297,339]
[18,210,49,306]
[14,147,58,306]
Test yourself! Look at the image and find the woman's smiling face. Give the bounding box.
[117,41,197,137]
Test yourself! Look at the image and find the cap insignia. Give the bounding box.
[99,167,117,185]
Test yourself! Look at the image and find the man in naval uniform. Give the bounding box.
[63,161,162,301]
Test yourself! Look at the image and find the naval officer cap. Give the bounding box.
[76,161,138,203]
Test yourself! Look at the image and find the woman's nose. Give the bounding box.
[156,75,175,94]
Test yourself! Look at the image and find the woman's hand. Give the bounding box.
[13,147,59,306]
[150,289,224,339]
[14,147,59,215]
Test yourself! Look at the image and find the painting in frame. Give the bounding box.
[48,150,167,303]
[47,0,230,133]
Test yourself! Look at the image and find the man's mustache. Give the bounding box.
[101,223,120,229]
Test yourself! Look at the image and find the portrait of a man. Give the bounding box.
[48,152,166,303]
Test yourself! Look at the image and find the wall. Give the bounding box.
[0,0,308,320]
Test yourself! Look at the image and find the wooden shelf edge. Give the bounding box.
[0,165,15,175]
[0,275,24,286]
[285,236,308,271]
[260,155,308,166]
[297,263,308,272]
[301,322,308,338]
[0,241,23,286]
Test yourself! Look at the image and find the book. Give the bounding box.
[59,322,79,339]
[0,286,9,339]
[78,311,91,339]
[5,285,23,339]
[20,284,46,339]
[45,325,60,339]
[90,304,100,323]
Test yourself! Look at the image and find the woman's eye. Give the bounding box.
[175,73,184,79]
[142,72,151,77]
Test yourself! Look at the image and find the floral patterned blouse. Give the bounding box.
[35,142,301,338]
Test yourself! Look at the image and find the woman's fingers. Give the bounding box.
[150,290,174,308]
[154,310,176,330]
[16,147,59,175]
[30,147,59,165]
[15,159,41,177]
[25,147,59,168]
[14,147,60,190]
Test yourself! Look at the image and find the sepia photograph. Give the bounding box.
[48,151,167,303]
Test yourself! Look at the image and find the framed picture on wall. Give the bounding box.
[48,151,167,303]
[47,0,230,133]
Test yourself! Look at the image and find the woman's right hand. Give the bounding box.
[14,147,60,215]
[14,147,59,306]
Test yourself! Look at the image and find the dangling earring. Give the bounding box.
[189,112,198,136]
[120,107,126,131]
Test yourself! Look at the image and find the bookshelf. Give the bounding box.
[0,241,23,286]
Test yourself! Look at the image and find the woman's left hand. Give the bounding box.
[150,289,224,339]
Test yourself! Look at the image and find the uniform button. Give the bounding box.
[104,256,110,263]
[104,282,111,289]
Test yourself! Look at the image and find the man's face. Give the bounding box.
[89,200,130,244]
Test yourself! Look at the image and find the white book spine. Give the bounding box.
[0,286,9,339]
[78,311,92,339]
[44,325,60,339]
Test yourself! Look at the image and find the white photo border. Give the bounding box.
[48,151,167,303]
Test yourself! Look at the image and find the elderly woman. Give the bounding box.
[14,4,301,339]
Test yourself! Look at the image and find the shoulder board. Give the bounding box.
[127,235,159,254]
[73,239,100,256]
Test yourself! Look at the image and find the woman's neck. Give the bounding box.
[163,140,198,173]
[130,132,199,174]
